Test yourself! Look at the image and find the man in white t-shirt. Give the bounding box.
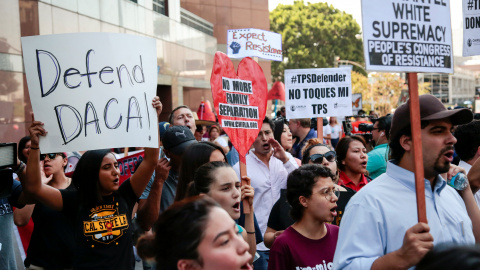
[454,120,480,205]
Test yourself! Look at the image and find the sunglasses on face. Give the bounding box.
[40,153,64,161]
[309,151,336,163]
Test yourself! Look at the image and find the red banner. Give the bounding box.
[117,151,145,184]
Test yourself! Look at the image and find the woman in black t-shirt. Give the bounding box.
[23,97,161,270]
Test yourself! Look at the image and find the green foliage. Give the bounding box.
[270,1,364,81]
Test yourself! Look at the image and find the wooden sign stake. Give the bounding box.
[317,117,323,141]
[407,72,427,224]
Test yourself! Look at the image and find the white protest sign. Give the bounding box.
[352,93,363,115]
[227,28,282,61]
[362,0,453,73]
[463,0,480,56]
[285,68,352,119]
[22,33,158,153]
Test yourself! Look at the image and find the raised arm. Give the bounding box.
[136,157,170,231]
[129,96,161,197]
[22,114,64,211]
[240,176,256,263]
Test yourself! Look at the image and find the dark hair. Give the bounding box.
[187,161,232,197]
[136,196,219,269]
[175,142,227,201]
[374,115,392,140]
[263,116,275,131]
[301,138,332,165]
[287,165,335,221]
[18,136,31,163]
[72,149,113,207]
[389,120,430,161]
[416,244,480,270]
[335,136,366,171]
[168,105,190,124]
[454,120,480,162]
[273,117,287,144]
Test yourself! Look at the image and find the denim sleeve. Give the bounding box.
[139,172,155,200]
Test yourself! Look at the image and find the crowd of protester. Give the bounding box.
[3,94,480,270]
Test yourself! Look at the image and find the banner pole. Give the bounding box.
[317,117,323,141]
[407,72,427,224]
[240,156,251,214]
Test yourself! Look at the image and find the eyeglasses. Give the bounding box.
[318,187,341,200]
[309,151,336,163]
[40,153,64,161]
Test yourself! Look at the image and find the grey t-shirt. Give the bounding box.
[140,170,178,213]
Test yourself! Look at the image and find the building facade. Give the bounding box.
[0,0,270,144]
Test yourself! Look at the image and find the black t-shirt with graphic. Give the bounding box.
[25,184,76,268]
[61,179,138,270]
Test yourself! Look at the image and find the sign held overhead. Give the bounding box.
[463,0,480,56]
[362,0,453,73]
[227,28,283,62]
[22,33,158,153]
[285,67,353,119]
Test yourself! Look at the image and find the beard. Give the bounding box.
[433,146,454,174]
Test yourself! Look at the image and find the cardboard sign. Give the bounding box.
[362,0,453,73]
[210,52,268,158]
[284,68,353,119]
[463,0,480,56]
[22,33,158,153]
[352,93,363,115]
[227,28,282,62]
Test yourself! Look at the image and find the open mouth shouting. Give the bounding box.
[262,143,271,151]
[233,201,240,213]
[443,150,454,163]
[240,262,253,270]
[330,206,338,217]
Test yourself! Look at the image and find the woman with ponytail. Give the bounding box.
[187,161,256,263]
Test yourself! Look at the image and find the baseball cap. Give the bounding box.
[158,122,170,140]
[390,94,473,140]
[161,126,197,155]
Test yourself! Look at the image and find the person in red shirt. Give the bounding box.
[336,136,370,191]
[351,110,372,134]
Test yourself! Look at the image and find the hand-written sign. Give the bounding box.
[21,33,158,153]
[227,28,282,62]
[210,52,268,158]
[362,0,453,73]
[285,68,353,119]
[463,0,480,56]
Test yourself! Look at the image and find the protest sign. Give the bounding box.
[22,33,158,153]
[210,52,267,158]
[362,0,453,73]
[284,67,353,119]
[117,150,145,184]
[227,28,282,62]
[463,0,480,56]
[352,93,362,115]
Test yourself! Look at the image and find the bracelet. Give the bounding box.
[30,147,39,150]
[246,231,255,234]
[14,161,26,174]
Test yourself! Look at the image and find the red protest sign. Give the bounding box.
[210,52,268,158]
[117,150,144,184]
